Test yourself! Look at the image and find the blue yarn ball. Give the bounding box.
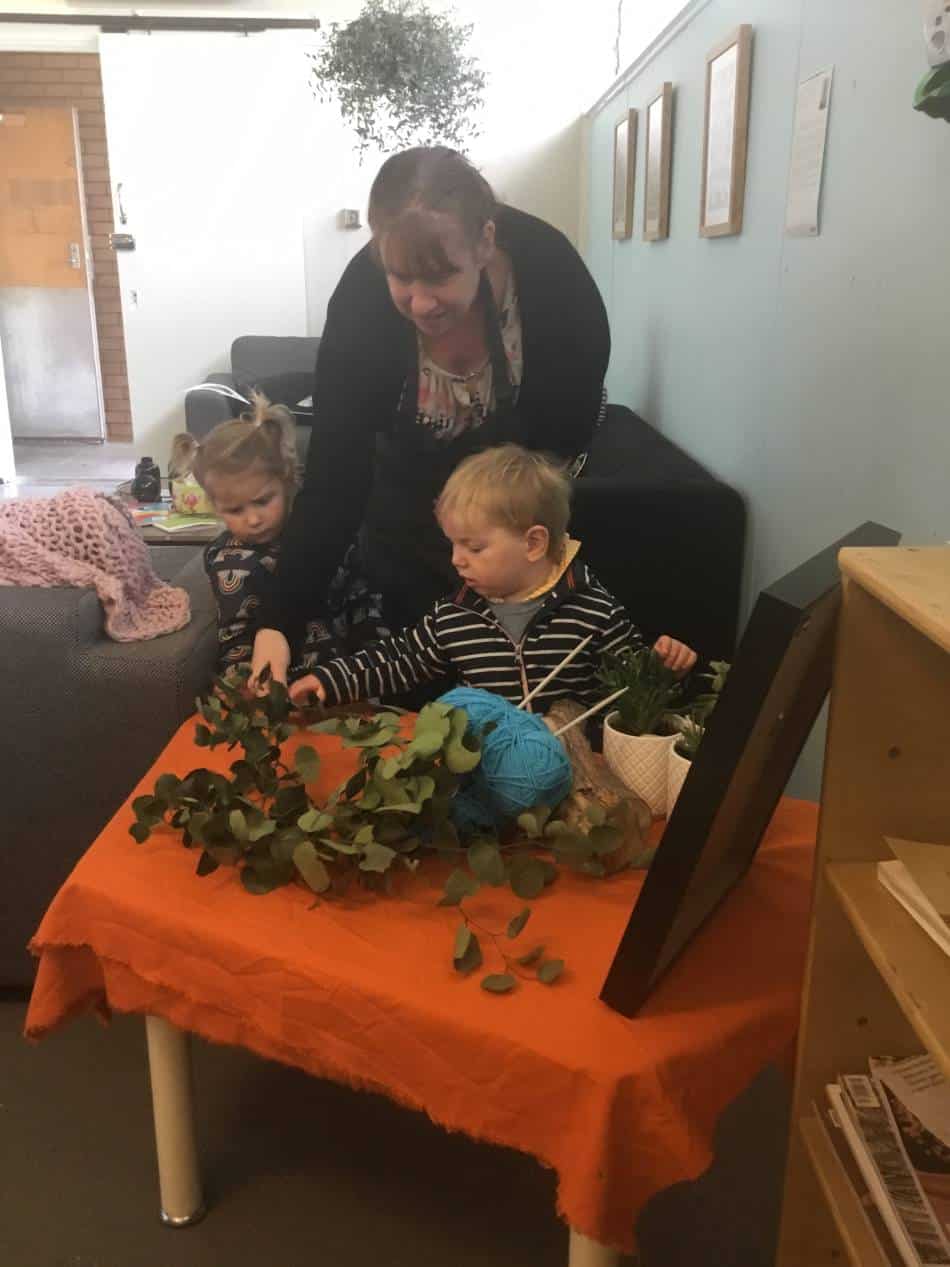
[438,687,573,833]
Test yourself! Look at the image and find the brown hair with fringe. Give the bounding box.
[170,391,297,498]
[435,444,571,560]
[367,146,497,280]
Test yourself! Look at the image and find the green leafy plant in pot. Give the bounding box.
[598,647,683,819]
[667,660,731,813]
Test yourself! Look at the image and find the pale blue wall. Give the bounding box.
[586,0,950,792]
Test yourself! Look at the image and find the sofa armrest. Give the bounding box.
[0,576,218,985]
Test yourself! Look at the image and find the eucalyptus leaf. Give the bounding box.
[196,849,219,876]
[298,808,331,834]
[155,773,181,802]
[588,825,623,856]
[293,842,331,894]
[438,867,480,906]
[481,973,516,994]
[467,840,506,886]
[359,841,398,873]
[229,809,249,841]
[129,821,151,844]
[509,856,546,900]
[515,944,545,967]
[454,932,482,976]
[538,958,565,985]
[506,907,531,939]
[295,745,320,783]
[241,864,278,895]
[453,923,472,960]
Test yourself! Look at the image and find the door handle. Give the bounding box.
[68,242,82,270]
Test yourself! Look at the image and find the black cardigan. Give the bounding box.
[264,205,610,650]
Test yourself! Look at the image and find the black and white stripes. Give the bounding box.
[310,560,644,712]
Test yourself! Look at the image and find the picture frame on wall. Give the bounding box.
[643,82,673,241]
[612,109,637,240]
[700,24,753,237]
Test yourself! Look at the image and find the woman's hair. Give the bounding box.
[367,146,498,278]
[435,444,572,559]
[170,392,297,495]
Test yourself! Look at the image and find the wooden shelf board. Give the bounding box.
[827,861,950,1078]
[799,1114,892,1267]
[839,547,950,655]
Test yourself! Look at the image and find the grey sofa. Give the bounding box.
[185,335,319,467]
[0,547,217,987]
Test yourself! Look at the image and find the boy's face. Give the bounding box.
[205,466,287,546]
[440,510,549,601]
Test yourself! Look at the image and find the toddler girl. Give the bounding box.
[172,394,385,673]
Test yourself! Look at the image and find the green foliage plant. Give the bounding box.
[598,646,682,738]
[310,0,486,157]
[128,667,647,995]
[671,660,731,760]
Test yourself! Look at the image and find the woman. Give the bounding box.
[252,145,610,684]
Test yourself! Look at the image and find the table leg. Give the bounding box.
[568,1228,621,1267]
[144,1015,205,1227]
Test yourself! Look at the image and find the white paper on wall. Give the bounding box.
[785,67,833,237]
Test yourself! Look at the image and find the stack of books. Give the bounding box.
[823,1054,950,1266]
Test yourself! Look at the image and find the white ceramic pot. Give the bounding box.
[666,744,692,816]
[602,713,678,818]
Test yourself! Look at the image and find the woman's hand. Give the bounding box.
[289,675,326,707]
[653,635,697,678]
[250,628,291,691]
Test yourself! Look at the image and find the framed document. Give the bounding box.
[700,25,753,237]
[600,520,902,1017]
[612,109,637,240]
[643,82,673,241]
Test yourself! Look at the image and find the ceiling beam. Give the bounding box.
[0,13,319,34]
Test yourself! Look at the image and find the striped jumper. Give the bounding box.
[308,559,645,713]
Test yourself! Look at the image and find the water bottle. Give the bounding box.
[132,456,162,503]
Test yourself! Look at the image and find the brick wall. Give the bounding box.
[0,51,132,441]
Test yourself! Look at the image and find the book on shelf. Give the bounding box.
[878,837,950,958]
[818,1098,905,1267]
[826,1055,950,1267]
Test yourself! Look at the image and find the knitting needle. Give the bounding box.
[552,687,628,737]
[517,634,593,710]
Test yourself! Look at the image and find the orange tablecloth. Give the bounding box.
[26,718,817,1253]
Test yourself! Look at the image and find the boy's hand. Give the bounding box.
[289,675,326,707]
[653,635,697,677]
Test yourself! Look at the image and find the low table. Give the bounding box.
[25,718,817,1265]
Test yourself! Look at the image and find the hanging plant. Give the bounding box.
[310,0,486,157]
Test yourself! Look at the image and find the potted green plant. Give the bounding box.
[666,660,730,813]
[310,0,486,158]
[598,647,682,818]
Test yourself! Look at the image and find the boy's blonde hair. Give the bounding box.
[435,444,571,559]
[170,391,297,496]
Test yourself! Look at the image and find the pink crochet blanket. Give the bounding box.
[0,487,190,642]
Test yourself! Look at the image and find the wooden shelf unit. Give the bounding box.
[776,546,950,1267]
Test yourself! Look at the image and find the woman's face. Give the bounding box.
[380,212,494,338]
